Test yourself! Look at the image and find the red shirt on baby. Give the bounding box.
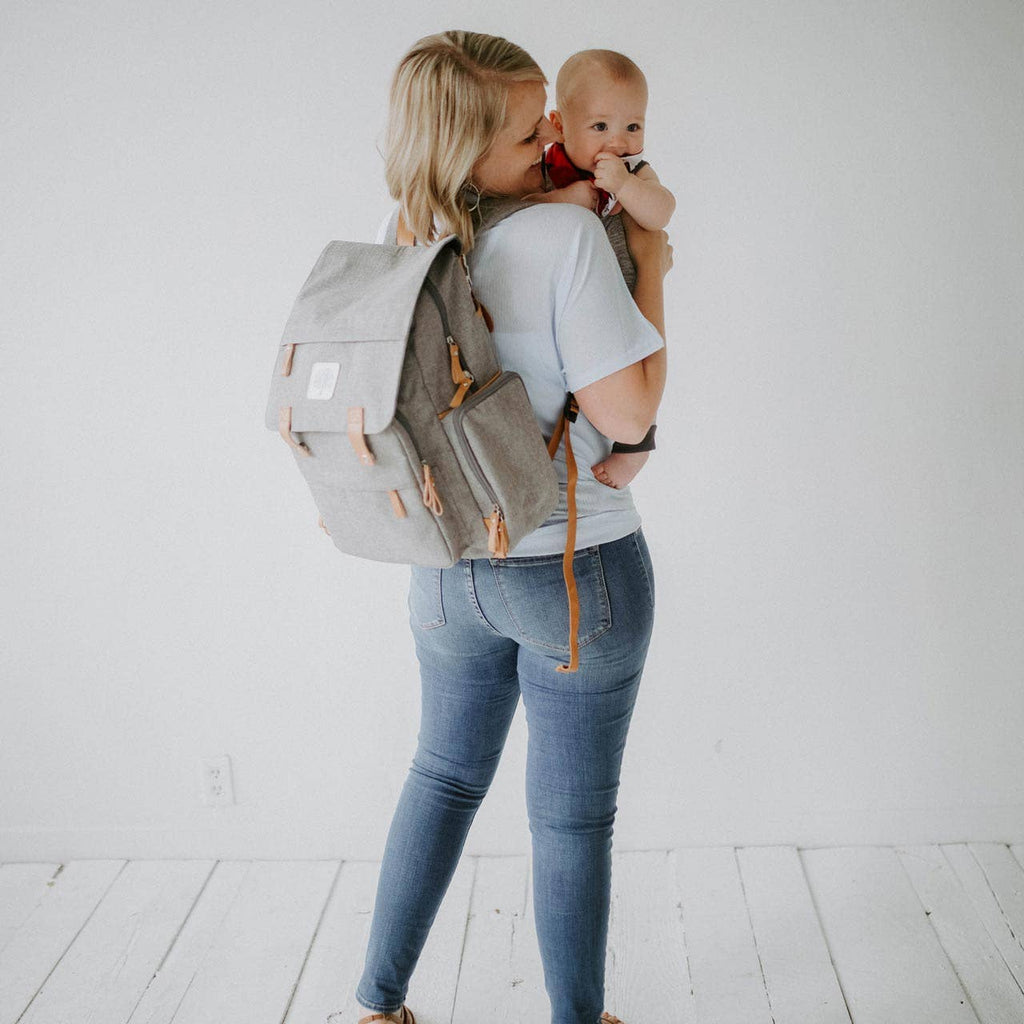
[542,142,648,217]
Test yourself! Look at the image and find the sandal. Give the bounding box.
[358,1006,415,1024]
[600,1014,625,1024]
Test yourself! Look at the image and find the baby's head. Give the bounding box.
[550,49,648,174]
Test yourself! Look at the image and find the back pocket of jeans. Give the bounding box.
[489,547,611,652]
[408,565,445,629]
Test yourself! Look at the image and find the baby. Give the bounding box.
[528,49,674,490]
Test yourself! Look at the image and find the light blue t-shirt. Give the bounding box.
[375,203,664,557]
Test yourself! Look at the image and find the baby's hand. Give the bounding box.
[548,179,599,211]
[593,152,630,195]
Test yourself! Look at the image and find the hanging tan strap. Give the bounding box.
[546,415,565,459]
[347,406,375,466]
[476,300,495,332]
[388,490,407,518]
[281,343,295,376]
[278,406,311,456]
[548,394,581,673]
[396,210,415,247]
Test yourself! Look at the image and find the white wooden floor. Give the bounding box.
[1,845,1023,1024]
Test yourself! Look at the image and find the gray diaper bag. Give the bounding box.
[266,198,590,669]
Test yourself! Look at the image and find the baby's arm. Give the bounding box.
[595,158,676,230]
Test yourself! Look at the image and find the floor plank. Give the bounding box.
[284,855,477,1024]
[737,845,850,1024]
[281,859,364,1024]
[453,855,535,1024]
[126,861,249,1024]
[16,860,212,1024]
[605,849,693,1024]
[803,846,980,1024]
[146,860,337,1024]
[674,847,773,1024]
[509,855,548,1024]
[958,843,1024,993]
[0,863,61,953]
[0,859,124,1024]
[898,844,1024,1024]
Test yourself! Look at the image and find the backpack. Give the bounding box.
[265,197,586,671]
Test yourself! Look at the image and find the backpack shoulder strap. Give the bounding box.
[471,195,541,236]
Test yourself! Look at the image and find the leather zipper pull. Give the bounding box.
[421,463,444,516]
[485,506,509,558]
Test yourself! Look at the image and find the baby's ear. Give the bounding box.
[548,109,565,140]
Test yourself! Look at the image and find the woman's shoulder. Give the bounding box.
[482,202,608,257]
[500,201,599,234]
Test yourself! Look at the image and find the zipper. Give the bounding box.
[394,408,443,516]
[448,370,519,514]
[423,275,476,408]
[421,277,453,338]
[393,409,426,474]
[423,277,514,553]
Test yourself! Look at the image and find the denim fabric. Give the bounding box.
[355,528,655,1024]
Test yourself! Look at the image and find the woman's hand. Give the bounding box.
[622,210,673,278]
[549,180,600,211]
[523,180,598,212]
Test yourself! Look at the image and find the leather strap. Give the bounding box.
[421,463,443,515]
[281,343,295,376]
[347,407,375,466]
[388,490,407,518]
[278,406,311,457]
[476,299,495,332]
[548,393,581,673]
[447,339,474,408]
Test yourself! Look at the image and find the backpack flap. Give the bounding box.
[266,236,460,441]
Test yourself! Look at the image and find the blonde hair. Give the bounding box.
[556,49,647,114]
[384,30,546,251]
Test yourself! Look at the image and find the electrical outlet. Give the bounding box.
[200,755,235,807]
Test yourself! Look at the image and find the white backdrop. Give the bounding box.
[2,0,1021,860]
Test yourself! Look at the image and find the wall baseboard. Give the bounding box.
[2,804,1022,861]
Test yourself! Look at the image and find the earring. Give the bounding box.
[463,179,482,213]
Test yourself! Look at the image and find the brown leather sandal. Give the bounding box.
[357,1005,415,1024]
[600,1013,625,1024]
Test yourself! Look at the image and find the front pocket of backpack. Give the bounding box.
[443,371,558,551]
[297,416,457,567]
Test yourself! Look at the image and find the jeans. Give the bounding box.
[355,528,655,1024]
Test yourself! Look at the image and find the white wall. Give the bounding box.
[2,0,1021,861]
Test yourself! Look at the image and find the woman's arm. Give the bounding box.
[573,212,672,443]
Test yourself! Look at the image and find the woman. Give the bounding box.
[356,30,671,1024]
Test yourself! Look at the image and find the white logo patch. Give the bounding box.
[307,362,340,400]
